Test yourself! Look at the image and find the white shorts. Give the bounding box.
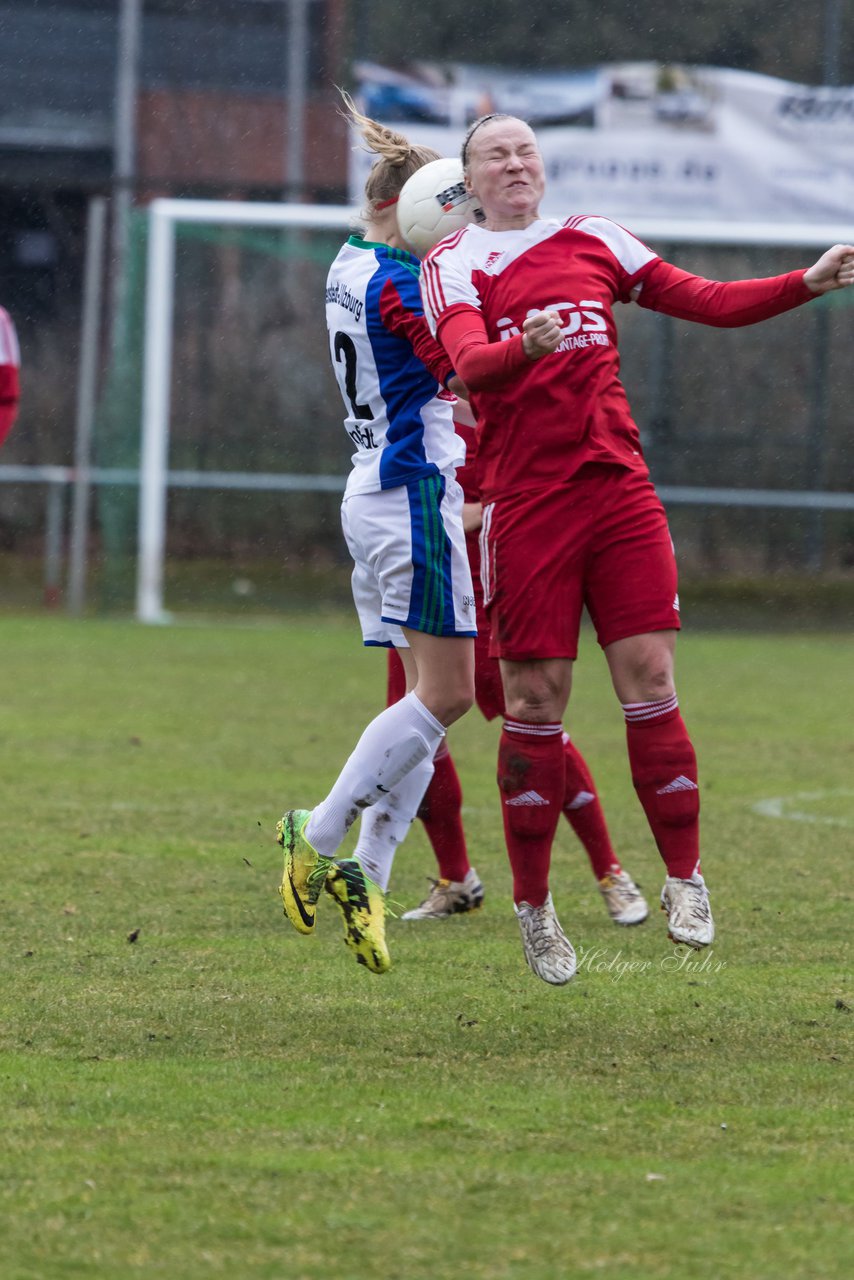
[341,473,476,648]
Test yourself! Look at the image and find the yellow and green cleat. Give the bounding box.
[276,809,333,935]
[324,858,390,974]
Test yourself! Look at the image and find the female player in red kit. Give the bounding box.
[421,112,854,984]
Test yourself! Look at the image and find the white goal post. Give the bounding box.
[137,197,854,623]
[138,198,353,623]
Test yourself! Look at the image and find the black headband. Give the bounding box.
[461,113,505,167]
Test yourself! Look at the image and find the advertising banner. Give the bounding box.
[350,61,854,226]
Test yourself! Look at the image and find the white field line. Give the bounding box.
[752,789,854,829]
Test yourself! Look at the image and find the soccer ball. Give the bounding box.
[397,158,485,256]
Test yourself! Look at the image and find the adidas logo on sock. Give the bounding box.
[505,790,550,807]
[656,775,698,795]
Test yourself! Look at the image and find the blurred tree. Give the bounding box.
[350,0,853,87]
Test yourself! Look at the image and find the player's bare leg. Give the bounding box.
[400,629,475,728]
[388,647,483,920]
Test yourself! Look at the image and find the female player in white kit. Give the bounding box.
[276,98,476,974]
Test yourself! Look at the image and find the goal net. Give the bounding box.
[94,199,854,622]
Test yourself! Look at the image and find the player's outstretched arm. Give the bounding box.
[803,245,854,295]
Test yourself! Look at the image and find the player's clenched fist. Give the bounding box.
[522,309,564,360]
[803,244,854,294]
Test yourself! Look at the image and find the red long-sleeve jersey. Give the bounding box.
[421,215,814,503]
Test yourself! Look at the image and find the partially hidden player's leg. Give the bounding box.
[500,656,577,985]
[401,741,484,918]
[560,731,649,926]
[387,647,484,920]
[605,630,714,948]
[351,752,436,893]
[415,743,471,884]
[398,630,484,918]
[560,732,618,878]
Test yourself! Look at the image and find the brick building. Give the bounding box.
[0,0,350,324]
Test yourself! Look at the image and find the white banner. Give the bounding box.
[350,61,854,227]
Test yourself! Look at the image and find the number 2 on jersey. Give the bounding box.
[333,331,372,421]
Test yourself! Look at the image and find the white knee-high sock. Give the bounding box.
[304,692,445,858]
[352,754,436,891]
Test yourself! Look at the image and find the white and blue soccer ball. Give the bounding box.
[397,157,485,256]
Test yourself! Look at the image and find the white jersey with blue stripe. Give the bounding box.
[325,237,465,497]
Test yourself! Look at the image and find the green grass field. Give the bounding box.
[1,613,852,1279]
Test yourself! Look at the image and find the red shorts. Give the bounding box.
[480,464,680,662]
[387,528,505,722]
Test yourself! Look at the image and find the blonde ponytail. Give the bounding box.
[338,88,442,210]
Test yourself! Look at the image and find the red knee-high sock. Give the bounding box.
[417,743,471,883]
[498,719,565,906]
[624,695,700,880]
[561,732,621,880]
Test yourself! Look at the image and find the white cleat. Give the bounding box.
[661,873,715,949]
[401,868,484,920]
[514,892,576,986]
[598,869,649,926]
